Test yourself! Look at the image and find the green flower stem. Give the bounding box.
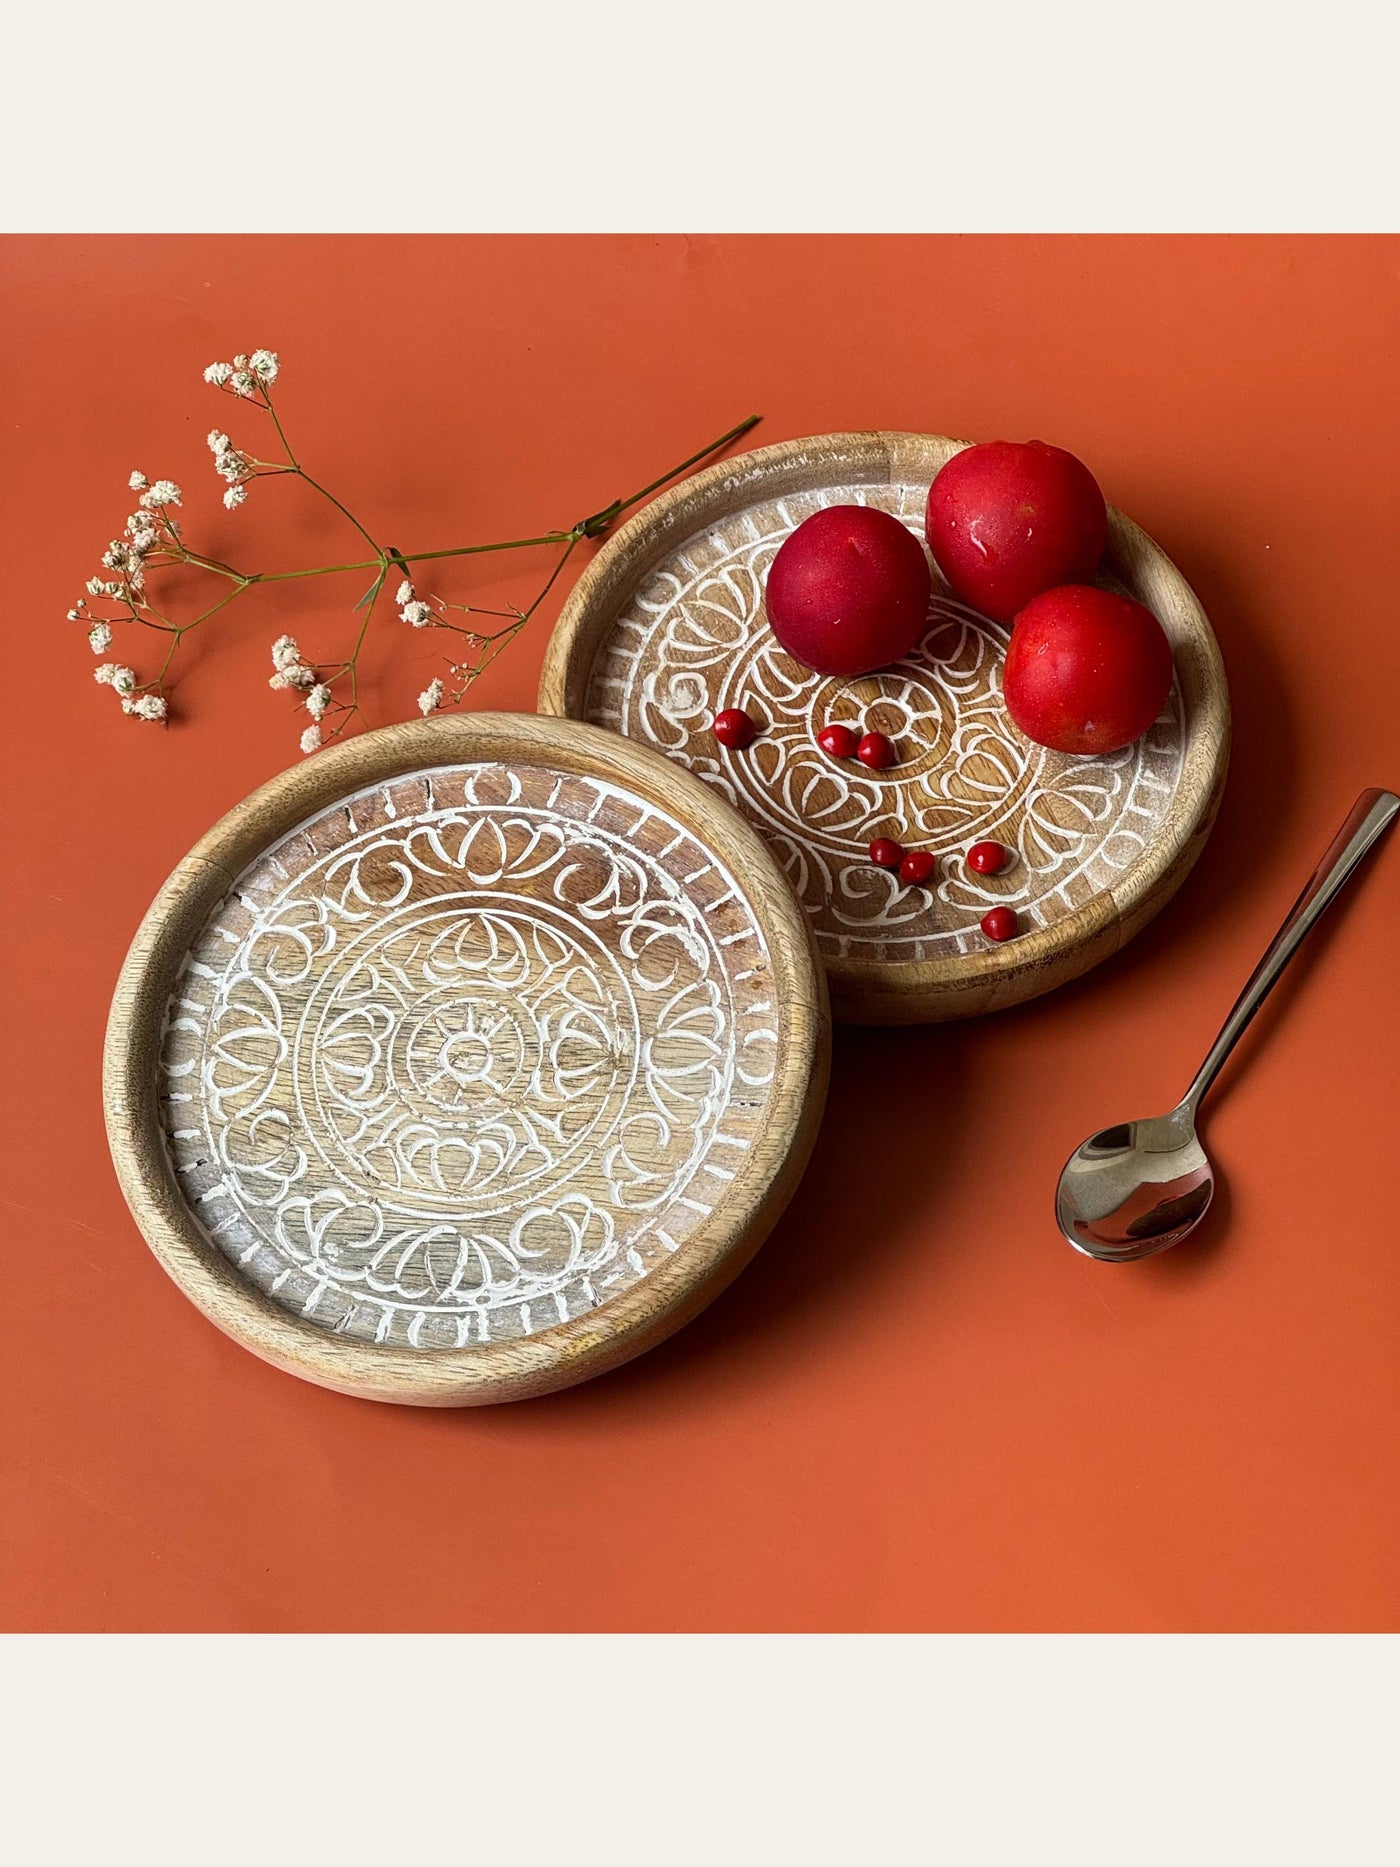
[576,413,760,536]
[322,566,387,743]
[260,383,383,555]
[400,532,578,565]
[293,467,382,554]
[252,560,381,583]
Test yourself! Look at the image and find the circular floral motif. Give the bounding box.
[159,763,778,1351]
[587,482,1186,962]
[298,901,641,1211]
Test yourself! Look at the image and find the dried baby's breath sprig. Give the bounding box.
[68,349,760,753]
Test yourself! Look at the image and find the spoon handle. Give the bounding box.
[1181,787,1400,1116]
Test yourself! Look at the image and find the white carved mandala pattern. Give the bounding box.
[159,763,778,1350]
[585,481,1187,962]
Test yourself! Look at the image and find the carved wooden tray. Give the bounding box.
[104,715,829,1405]
[539,432,1230,1023]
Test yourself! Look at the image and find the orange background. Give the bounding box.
[3,235,1398,1632]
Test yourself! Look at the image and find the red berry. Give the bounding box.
[856,731,897,771]
[868,837,905,870]
[981,906,1019,942]
[967,841,1009,875]
[816,722,859,759]
[714,707,757,750]
[899,850,937,887]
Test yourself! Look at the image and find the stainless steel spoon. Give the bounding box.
[1057,786,1400,1262]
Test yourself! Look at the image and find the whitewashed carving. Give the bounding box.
[160,763,778,1350]
[585,482,1185,961]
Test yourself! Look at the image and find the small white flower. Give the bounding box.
[88,622,113,653]
[86,576,105,596]
[231,372,256,399]
[233,354,249,370]
[395,580,415,606]
[249,349,279,384]
[96,663,137,695]
[401,601,434,628]
[104,536,150,575]
[223,485,248,510]
[122,693,167,721]
[129,470,148,491]
[103,581,124,599]
[305,683,332,721]
[66,608,82,621]
[203,362,234,386]
[270,634,302,670]
[140,479,182,508]
[207,429,254,487]
[417,678,445,717]
[300,724,322,755]
[270,664,317,692]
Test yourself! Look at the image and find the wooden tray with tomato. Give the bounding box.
[540,431,1228,1025]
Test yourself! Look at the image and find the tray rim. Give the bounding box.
[538,429,1231,1024]
[103,712,830,1406]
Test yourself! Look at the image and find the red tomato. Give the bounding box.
[766,506,931,677]
[925,440,1107,623]
[1003,584,1173,755]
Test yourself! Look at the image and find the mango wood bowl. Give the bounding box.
[539,431,1230,1024]
[104,714,829,1405]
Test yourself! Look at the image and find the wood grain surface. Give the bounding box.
[540,432,1230,1023]
[103,713,830,1405]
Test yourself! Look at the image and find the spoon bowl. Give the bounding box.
[1057,1105,1213,1261]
